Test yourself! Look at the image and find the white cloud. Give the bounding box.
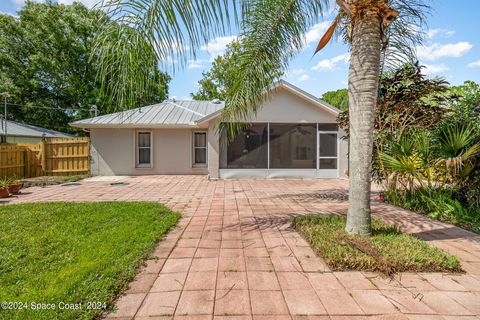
[311,53,349,71]
[201,36,237,58]
[468,60,480,69]
[427,28,455,39]
[303,21,332,47]
[417,42,473,61]
[422,63,448,76]
[187,59,205,69]
[291,69,306,76]
[298,74,313,82]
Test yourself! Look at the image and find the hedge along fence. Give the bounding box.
[0,137,90,178]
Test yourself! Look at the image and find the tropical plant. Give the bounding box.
[0,177,10,189]
[96,0,430,235]
[378,124,480,190]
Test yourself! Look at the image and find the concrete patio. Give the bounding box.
[6,175,480,319]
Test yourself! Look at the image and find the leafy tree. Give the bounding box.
[96,0,429,235]
[0,1,170,134]
[191,41,239,101]
[338,62,451,139]
[321,89,348,111]
[448,81,480,129]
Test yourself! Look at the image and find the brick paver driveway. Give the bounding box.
[6,175,480,319]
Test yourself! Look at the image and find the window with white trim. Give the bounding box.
[193,131,207,166]
[136,131,152,167]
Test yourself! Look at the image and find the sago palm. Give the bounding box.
[95,0,429,235]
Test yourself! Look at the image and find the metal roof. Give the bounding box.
[71,100,225,128]
[0,120,74,138]
[71,80,339,129]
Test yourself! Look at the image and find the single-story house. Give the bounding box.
[71,80,348,179]
[1,119,74,144]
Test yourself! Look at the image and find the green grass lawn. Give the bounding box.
[293,215,461,275]
[0,202,179,320]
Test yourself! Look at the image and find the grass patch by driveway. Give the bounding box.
[0,202,179,320]
[293,215,461,275]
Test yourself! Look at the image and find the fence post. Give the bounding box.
[40,139,47,175]
[24,148,29,178]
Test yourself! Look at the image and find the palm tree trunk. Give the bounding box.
[345,8,383,236]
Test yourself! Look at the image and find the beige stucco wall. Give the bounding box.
[253,88,338,123]
[90,128,208,176]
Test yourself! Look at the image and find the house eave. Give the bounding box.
[70,123,208,129]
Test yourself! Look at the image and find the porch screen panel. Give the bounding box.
[318,133,337,169]
[269,124,316,168]
[220,124,268,169]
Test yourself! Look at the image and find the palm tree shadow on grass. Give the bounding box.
[223,211,346,232]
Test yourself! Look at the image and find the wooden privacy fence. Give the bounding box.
[0,137,90,178]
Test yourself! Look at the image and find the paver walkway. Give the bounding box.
[6,175,480,319]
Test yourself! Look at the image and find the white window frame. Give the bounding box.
[192,131,208,168]
[135,130,153,168]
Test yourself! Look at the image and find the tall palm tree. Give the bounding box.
[95,0,429,235]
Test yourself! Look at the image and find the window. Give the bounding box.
[136,131,152,167]
[193,132,207,166]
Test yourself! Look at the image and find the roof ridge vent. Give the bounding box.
[212,98,221,104]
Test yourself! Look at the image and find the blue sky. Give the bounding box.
[2,0,479,99]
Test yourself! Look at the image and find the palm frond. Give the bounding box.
[94,0,233,110]
[218,0,329,139]
[381,0,431,69]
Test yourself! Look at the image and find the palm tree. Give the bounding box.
[95,0,429,235]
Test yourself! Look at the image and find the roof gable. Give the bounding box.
[196,80,340,124]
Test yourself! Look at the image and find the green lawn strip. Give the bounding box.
[0,202,180,320]
[293,215,461,274]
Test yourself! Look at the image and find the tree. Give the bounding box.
[96,0,429,235]
[0,1,170,133]
[448,81,480,129]
[321,89,348,111]
[191,41,239,101]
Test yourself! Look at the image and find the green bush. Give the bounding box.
[385,187,480,232]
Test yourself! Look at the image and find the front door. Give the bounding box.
[317,131,339,178]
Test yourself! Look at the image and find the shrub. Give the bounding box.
[385,187,480,232]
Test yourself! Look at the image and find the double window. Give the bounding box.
[193,131,207,166]
[136,131,152,168]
